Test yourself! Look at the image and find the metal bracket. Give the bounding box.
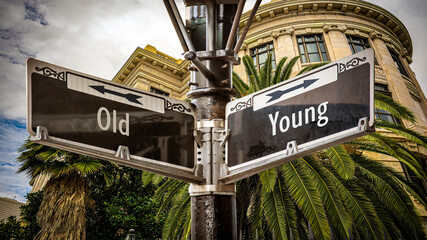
[115,145,130,160]
[357,117,368,132]
[285,141,298,156]
[216,129,230,147]
[193,130,203,148]
[189,183,236,196]
[30,126,49,141]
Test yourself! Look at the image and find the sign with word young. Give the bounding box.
[27,58,202,183]
[222,49,375,183]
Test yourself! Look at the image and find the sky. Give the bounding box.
[0,0,426,203]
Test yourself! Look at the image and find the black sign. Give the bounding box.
[27,59,201,183]
[224,49,374,182]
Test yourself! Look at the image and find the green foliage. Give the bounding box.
[0,216,25,240]
[86,166,164,240]
[20,191,44,239]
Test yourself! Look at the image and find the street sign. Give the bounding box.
[222,49,375,183]
[27,58,203,183]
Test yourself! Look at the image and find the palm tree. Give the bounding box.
[17,140,110,240]
[149,54,427,240]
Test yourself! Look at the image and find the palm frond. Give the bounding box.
[281,161,331,240]
[297,62,330,76]
[232,72,250,97]
[154,179,188,222]
[259,168,278,192]
[375,120,427,148]
[326,145,355,180]
[72,159,102,175]
[277,175,300,240]
[161,190,190,239]
[279,56,300,82]
[374,92,416,122]
[247,182,267,239]
[262,185,289,240]
[362,133,425,179]
[354,155,424,239]
[260,53,274,89]
[142,171,163,186]
[322,166,383,240]
[242,55,260,92]
[356,178,400,240]
[300,157,351,240]
[391,174,427,211]
[272,57,288,85]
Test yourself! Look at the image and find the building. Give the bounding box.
[0,197,24,220]
[113,0,427,229]
[112,45,191,100]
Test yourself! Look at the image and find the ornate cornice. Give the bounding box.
[240,0,413,57]
[112,46,190,84]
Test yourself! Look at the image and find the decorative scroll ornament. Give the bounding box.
[35,66,65,81]
[166,100,191,113]
[339,57,367,73]
[230,98,252,112]
[140,115,174,122]
[323,24,347,33]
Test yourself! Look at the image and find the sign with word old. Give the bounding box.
[27,58,202,183]
[222,49,375,183]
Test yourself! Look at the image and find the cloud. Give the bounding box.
[0,116,31,203]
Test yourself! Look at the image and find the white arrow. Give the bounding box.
[253,64,338,111]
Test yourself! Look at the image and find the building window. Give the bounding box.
[150,87,170,96]
[374,84,400,124]
[347,35,379,65]
[374,84,392,96]
[297,34,328,63]
[389,50,409,78]
[347,36,371,54]
[250,42,276,71]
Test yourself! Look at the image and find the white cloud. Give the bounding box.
[0,117,31,203]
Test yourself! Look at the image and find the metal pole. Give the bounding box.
[234,0,262,53]
[226,0,246,51]
[163,1,260,239]
[189,1,237,239]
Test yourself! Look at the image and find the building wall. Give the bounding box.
[112,45,191,100]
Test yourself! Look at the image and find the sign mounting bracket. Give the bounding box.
[30,126,49,141]
[115,146,131,161]
[357,117,369,132]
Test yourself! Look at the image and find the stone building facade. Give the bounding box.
[112,45,191,100]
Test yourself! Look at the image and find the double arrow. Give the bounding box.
[266,79,319,103]
[90,85,142,105]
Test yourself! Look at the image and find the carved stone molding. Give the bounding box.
[282,26,295,35]
[399,48,408,57]
[405,55,413,64]
[271,31,280,39]
[323,24,347,33]
[271,27,294,39]
[385,43,397,52]
[369,31,391,43]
